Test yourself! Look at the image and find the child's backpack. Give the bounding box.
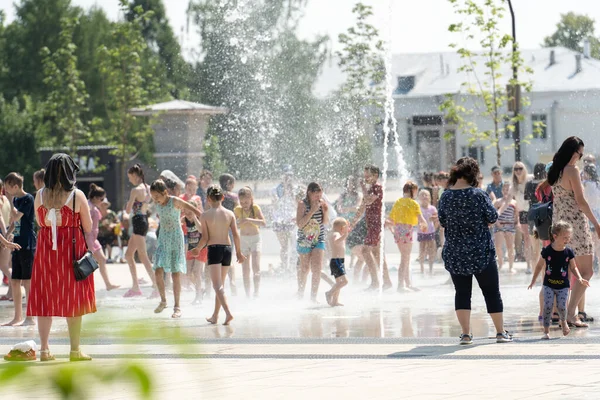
[528,192,552,241]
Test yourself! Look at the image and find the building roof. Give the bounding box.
[315,47,600,98]
[130,100,228,116]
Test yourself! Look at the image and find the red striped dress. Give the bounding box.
[27,194,96,317]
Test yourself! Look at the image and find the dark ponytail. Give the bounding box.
[128,164,148,194]
[88,183,106,200]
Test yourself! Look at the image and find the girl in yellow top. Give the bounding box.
[386,181,428,292]
[234,187,266,298]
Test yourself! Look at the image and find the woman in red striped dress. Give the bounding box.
[27,154,96,362]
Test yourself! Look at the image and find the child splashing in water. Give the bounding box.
[234,187,266,298]
[387,181,428,291]
[417,190,438,274]
[149,180,202,318]
[199,186,245,325]
[183,200,207,305]
[528,221,590,339]
[325,218,349,306]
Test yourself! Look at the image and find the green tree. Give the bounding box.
[188,0,329,179]
[127,0,192,99]
[543,12,600,59]
[98,1,158,202]
[333,2,385,176]
[0,12,7,85]
[439,0,535,167]
[0,96,44,190]
[41,17,90,154]
[2,0,80,100]
[74,6,114,120]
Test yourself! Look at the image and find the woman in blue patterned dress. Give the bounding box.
[438,157,512,345]
[149,180,202,318]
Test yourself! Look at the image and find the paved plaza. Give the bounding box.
[0,230,599,399]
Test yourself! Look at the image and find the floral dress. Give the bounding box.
[438,187,498,276]
[153,197,186,273]
[552,176,593,256]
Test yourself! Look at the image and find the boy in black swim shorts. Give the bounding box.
[198,185,245,326]
[325,218,349,307]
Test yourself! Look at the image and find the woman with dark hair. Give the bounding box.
[27,153,96,361]
[438,157,512,345]
[87,184,119,291]
[124,164,156,297]
[548,136,600,328]
[296,182,329,301]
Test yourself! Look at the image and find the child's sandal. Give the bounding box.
[70,350,92,362]
[154,301,167,314]
[40,350,55,362]
[172,307,181,318]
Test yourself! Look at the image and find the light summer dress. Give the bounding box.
[153,197,186,273]
[552,175,593,256]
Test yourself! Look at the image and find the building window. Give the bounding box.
[407,118,413,146]
[413,115,443,126]
[374,120,396,146]
[461,146,485,165]
[532,114,547,139]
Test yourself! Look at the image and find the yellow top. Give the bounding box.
[234,204,262,235]
[388,197,421,226]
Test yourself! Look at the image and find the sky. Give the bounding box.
[1,0,600,58]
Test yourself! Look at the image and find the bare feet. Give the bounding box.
[106,284,121,291]
[333,302,344,307]
[562,322,571,336]
[364,285,378,292]
[541,333,550,340]
[223,314,234,326]
[191,296,202,305]
[382,282,393,291]
[206,316,218,325]
[2,319,23,326]
[325,291,333,306]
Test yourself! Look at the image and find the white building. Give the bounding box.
[319,46,600,177]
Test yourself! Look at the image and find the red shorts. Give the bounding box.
[186,247,208,262]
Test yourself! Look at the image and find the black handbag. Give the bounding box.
[72,191,99,281]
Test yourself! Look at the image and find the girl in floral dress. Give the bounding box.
[149,180,202,318]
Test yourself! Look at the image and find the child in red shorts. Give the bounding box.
[183,201,207,305]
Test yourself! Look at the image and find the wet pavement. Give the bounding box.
[2,233,600,399]
[0,249,597,345]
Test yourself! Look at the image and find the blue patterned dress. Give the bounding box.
[438,187,498,276]
[153,197,186,274]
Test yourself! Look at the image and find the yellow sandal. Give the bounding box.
[70,350,92,362]
[154,301,167,314]
[40,350,56,362]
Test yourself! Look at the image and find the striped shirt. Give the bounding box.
[297,199,325,248]
[497,204,516,225]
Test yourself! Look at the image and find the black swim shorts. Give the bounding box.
[207,245,232,267]
[131,214,149,236]
[329,258,346,279]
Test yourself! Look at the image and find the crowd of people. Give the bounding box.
[2,135,600,360]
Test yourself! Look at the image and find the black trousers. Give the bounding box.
[450,258,503,313]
